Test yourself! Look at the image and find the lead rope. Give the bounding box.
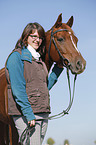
[20,69,77,144]
[65,69,77,113]
[20,124,30,145]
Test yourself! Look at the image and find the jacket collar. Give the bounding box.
[21,47,32,63]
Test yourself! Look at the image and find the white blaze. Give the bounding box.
[69,32,80,54]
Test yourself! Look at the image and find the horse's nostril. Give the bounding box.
[77,60,81,66]
[76,60,82,70]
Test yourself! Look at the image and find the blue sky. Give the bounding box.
[0,0,96,145]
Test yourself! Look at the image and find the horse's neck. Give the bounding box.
[0,68,5,77]
[45,53,53,72]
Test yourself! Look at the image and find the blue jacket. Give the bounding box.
[6,48,63,121]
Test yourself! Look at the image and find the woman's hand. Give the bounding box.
[28,120,35,127]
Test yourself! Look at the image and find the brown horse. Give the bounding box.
[0,13,86,145]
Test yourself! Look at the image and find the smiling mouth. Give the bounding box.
[33,41,39,46]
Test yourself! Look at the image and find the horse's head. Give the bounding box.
[45,13,86,74]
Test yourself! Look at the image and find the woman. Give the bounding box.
[5,22,63,145]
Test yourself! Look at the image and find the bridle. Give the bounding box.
[48,28,79,67]
[48,28,71,68]
[20,28,78,144]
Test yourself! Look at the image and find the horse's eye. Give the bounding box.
[57,38,64,42]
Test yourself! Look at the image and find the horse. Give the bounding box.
[0,13,86,145]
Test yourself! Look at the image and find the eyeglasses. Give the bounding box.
[29,35,44,41]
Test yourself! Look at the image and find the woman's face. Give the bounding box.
[27,29,43,50]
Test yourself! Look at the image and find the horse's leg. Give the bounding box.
[0,121,6,145]
[9,116,19,145]
[9,124,12,145]
[4,124,9,145]
[0,122,10,145]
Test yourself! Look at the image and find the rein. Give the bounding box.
[36,69,77,121]
[20,28,78,144]
[45,28,77,118]
[39,70,77,121]
[44,28,77,119]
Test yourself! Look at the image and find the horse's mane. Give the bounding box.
[0,68,5,78]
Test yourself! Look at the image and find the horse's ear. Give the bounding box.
[54,13,62,28]
[66,16,74,28]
